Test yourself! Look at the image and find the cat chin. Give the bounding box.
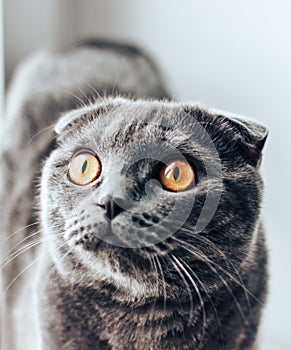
[72,245,158,300]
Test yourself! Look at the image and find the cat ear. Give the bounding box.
[230,116,268,150]
[206,107,268,166]
[225,115,268,166]
[54,106,92,134]
[54,98,124,135]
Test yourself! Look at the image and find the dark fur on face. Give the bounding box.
[0,41,268,350]
[39,98,268,350]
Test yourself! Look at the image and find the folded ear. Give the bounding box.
[225,115,268,166]
[54,98,126,135]
[54,106,93,134]
[231,116,268,150]
[204,106,268,166]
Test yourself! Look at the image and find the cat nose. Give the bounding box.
[97,195,129,220]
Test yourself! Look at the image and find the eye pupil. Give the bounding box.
[173,167,180,181]
[159,160,195,192]
[82,160,88,174]
[68,151,101,186]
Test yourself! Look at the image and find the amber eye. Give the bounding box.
[159,160,195,192]
[68,151,101,186]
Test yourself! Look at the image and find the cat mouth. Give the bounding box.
[91,221,125,247]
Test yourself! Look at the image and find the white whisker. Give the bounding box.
[1,239,69,299]
[39,244,75,298]
[171,253,207,344]
[182,227,252,311]
[27,124,55,144]
[172,237,250,325]
[169,255,194,325]
[1,232,64,273]
[0,221,40,246]
[154,254,167,312]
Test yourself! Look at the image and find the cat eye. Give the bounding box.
[159,160,195,192]
[68,151,101,186]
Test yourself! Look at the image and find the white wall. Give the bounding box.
[4,0,291,348]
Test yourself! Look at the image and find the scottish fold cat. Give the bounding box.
[0,41,268,349]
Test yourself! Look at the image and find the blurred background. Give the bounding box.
[1,0,291,348]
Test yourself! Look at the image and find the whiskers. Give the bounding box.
[168,254,195,323]
[176,227,262,309]
[172,254,207,344]
[27,123,56,145]
[171,235,251,326]
[39,243,75,299]
[1,234,70,300]
[153,254,167,312]
[65,89,88,109]
[143,223,262,346]
[0,221,40,246]
[0,222,65,298]
[0,231,64,274]
[181,227,254,310]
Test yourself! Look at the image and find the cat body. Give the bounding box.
[0,41,268,350]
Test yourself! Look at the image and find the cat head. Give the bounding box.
[41,97,267,303]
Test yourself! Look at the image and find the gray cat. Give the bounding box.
[0,41,268,350]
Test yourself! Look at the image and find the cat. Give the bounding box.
[0,40,268,350]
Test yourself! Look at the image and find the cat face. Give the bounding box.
[41,98,267,302]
